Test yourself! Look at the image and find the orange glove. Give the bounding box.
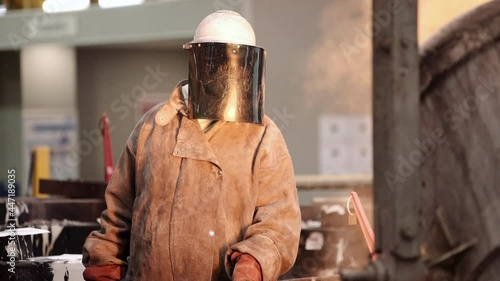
[83,265,124,281]
[231,252,263,281]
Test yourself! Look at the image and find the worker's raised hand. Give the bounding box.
[232,252,263,281]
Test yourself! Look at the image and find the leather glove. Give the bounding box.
[231,252,263,281]
[83,265,124,281]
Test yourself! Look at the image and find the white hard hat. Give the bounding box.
[191,10,256,46]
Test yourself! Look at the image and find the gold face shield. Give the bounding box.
[183,42,266,125]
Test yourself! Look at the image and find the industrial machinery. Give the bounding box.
[341,1,500,281]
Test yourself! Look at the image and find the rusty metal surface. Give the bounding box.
[0,197,105,225]
[372,0,421,260]
[419,1,500,281]
[295,175,372,191]
[39,179,107,199]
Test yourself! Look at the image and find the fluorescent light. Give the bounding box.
[0,5,6,16]
[43,0,90,13]
[99,0,144,9]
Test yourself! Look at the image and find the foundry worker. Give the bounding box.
[82,10,301,281]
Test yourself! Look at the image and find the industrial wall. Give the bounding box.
[77,49,188,180]
[253,0,372,175]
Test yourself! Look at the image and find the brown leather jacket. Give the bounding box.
[82,81,301,281]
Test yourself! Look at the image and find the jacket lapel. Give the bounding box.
[155,80,222,168]
[155,80,188,126]
[173,116,221,168]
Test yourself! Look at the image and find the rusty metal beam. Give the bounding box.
[372,0,420,260]
[39,179,107,199]
[341,0,425,280]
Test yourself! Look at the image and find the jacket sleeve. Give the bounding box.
[82,118,144,270]
[226,121,302,281]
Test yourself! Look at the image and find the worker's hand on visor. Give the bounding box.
[83,265,124,281]
[231,251,263,281]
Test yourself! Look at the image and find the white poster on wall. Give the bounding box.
[319,115,372,175]
[23,109,79,187]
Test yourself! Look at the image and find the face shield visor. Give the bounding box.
[183,42,266,125]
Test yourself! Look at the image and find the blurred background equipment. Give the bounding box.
[3,0,43,10]
[100,113,114,183]
[30,146,50,198]
[283,175,373,280]
[348,192,374,258]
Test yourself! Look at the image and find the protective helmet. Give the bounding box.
[191,10,256,46]
[184,10,266,125]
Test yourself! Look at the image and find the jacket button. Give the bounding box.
[218,170,223,176]
[174,149,179,155]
